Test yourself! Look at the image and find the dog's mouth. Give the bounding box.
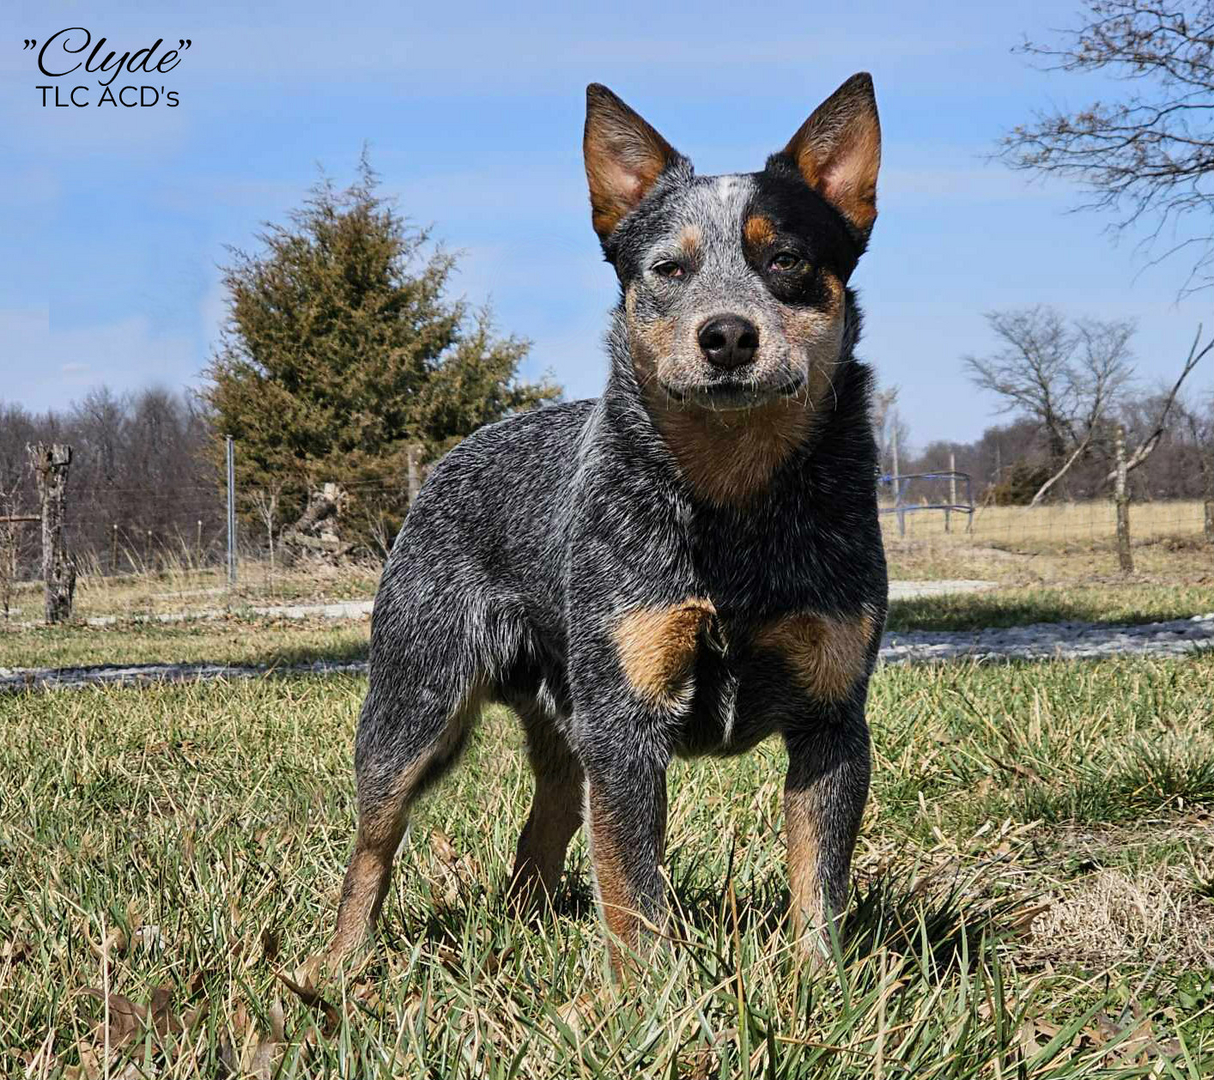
[661,373,807,411]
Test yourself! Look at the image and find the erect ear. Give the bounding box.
[584,84,683,241]
[780,73,881,240]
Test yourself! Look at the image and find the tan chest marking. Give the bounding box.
[613,599,716,707]
[754,612,874,702]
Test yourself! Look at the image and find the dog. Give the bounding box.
[317,73,886,980]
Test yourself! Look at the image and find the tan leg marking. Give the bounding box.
[325,714,469,966]
[325,754,431,963]
[612,599,716,708]
[755,611,875,702]
[786,787,822,933]
[508,773,583,909]
[785,786,830,960]
[585,781,666,980]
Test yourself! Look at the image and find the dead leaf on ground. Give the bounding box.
[70,987,207,1080]
[220,1001,285,1080]
[3,938,34,965]
[81,984,207,1044]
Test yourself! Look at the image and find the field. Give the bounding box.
[881,498,1209,550]
[3,656,1214,1077]
[2,503,1213,1076]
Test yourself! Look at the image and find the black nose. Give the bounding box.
[697,315,759,369]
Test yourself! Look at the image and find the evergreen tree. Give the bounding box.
[202,156,558,549]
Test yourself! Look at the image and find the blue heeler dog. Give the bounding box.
[317,74,886,980]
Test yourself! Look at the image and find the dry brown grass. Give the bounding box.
[5,554,380,623]
[1028,865,1214,968]
[882,498,1213,584]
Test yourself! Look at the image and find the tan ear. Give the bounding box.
[782,73,881,238]
[584,84,681,240]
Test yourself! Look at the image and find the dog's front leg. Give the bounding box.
[583,746,669,980]
[783,705,871,966]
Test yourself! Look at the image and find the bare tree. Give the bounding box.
[0,480,24,621]
[249,484,282,594]
[29,443,76,624]
[871,384,911,478]
[964,307,1134,503]
[1002,1,1214,292]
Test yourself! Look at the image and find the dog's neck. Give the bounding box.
[602,301,863,509]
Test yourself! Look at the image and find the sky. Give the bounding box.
[2,0,1211,448]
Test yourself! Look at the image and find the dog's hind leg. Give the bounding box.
[321,672,482,969]
[507,711,583,909]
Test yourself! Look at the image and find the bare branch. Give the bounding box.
[1003,1,1214,290]
[1102,322,1213,479]
[1029,429,1097,505]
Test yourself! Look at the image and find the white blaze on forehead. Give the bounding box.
[714,175,741,200]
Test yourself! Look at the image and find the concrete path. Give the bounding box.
[13,579,1000,630]
[5,610,1210,694]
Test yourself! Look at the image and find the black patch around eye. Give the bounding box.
[745,164,861,283]
[766,259,829,307]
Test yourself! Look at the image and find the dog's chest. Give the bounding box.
[611,597,875,755]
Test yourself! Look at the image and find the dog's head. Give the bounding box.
[585,75,880,412]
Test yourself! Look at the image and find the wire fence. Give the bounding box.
[879,490,1210,552]
[5,466,1211,591]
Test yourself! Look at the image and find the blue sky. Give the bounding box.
[3,0,1210,446]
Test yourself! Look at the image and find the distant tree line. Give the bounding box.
[0,388,218,576]
[890,397,1213,507]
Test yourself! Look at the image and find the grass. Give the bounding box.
[880,498,1209,550]
[4,558,380,624]
[881,499,1212,585]
[0,617,370,671]
[886,583,1214,632]
[3,656,1213,1076]
[3,501,1208,626]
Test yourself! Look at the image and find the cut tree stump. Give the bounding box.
[28,442,76,624]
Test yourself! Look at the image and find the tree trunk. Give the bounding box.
[281,483,352,561]
[1113,425,1133,575]
[29,443,76,624]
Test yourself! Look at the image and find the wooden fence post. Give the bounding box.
[1205,437,1214,544]
[1114,424,1134,574]
[407,444,423,506]
[28,442,76,624]
[946,450,956,533]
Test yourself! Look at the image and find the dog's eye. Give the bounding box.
[769,252,801,272]
[651,260,686,280]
